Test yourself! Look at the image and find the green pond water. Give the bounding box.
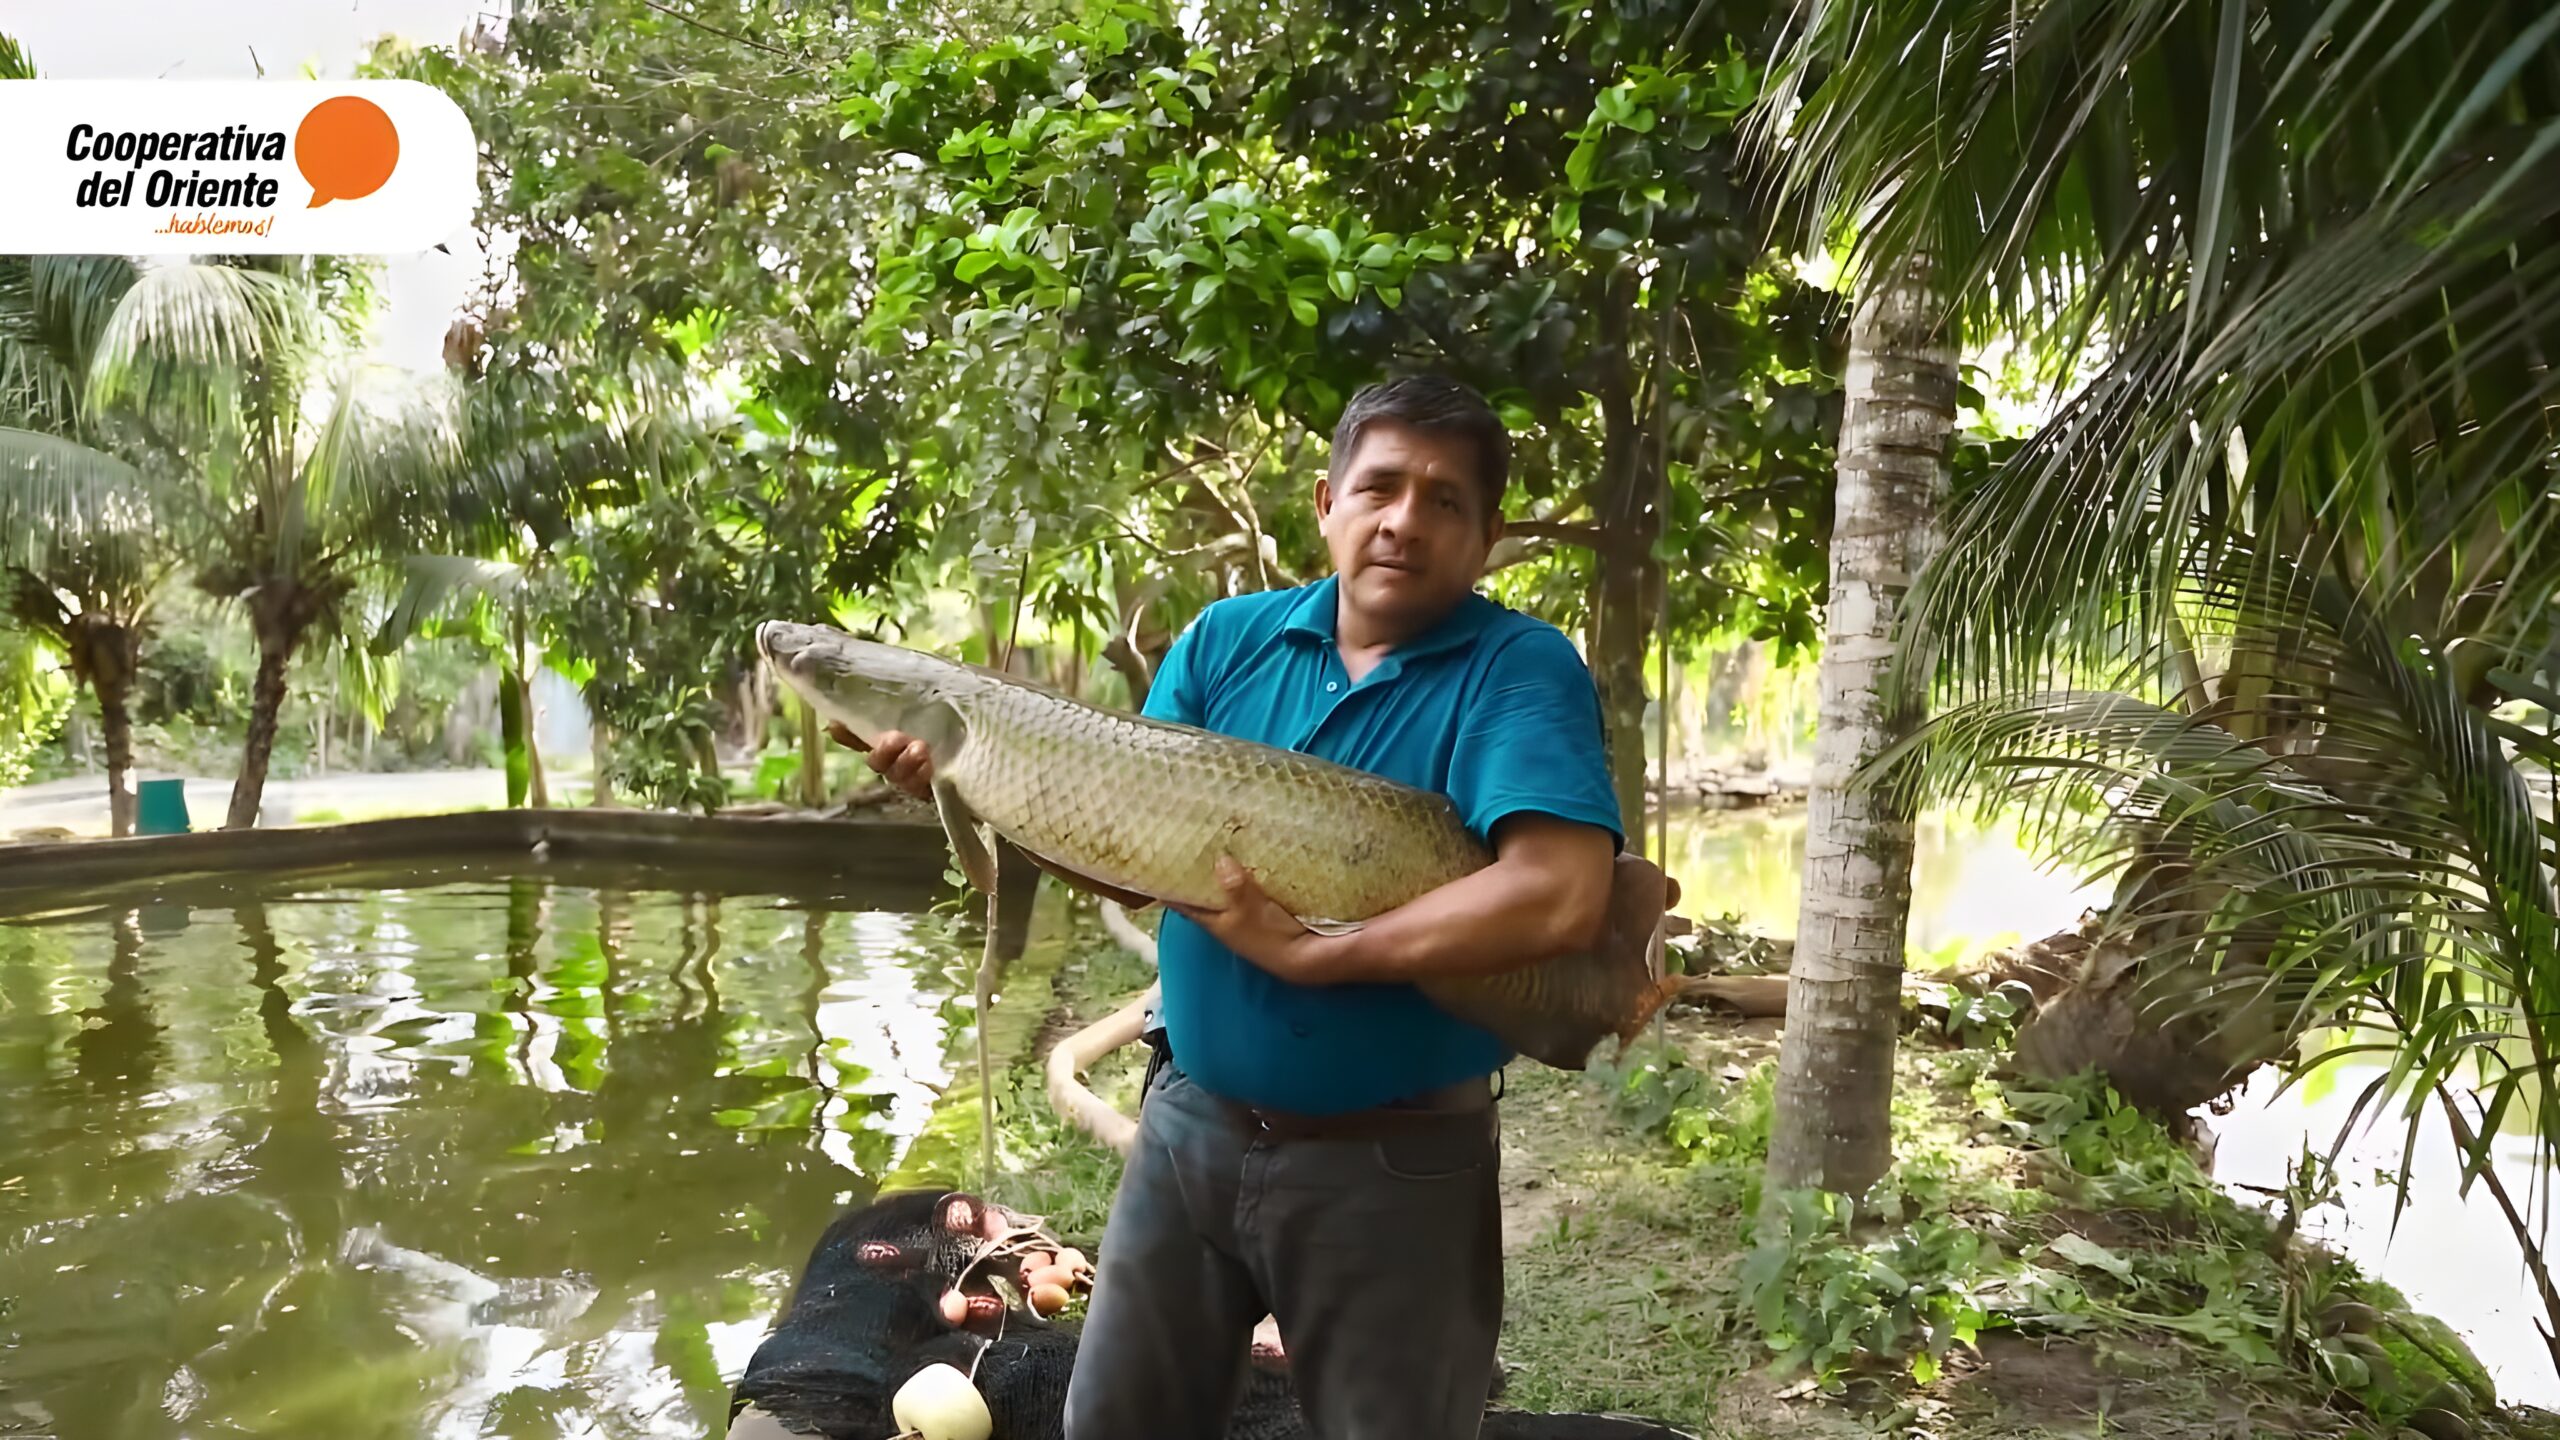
[0,864,984,1438]
[1,809,2549,1431]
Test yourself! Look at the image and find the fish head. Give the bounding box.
[756,621,966,750]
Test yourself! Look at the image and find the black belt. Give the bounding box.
[1215,1074,1495,1141]
[1144,1031,1497,1141]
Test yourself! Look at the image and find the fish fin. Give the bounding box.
[1019,849,1159,911]
[933,780,1000,895]
[1619,972,1684,1049]
[1299,916,1366,937]
[1604,853,1679,1051]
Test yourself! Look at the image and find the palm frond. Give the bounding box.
[288,362,465,568]
[85,262,320,452]
[1877,543,2560,1200]
[0,426,157,563]
[451,366,707,550]
[1905,137,2560,705]
[0,258,156,498]
[373,553,525,653]
[1752,0,2560,360]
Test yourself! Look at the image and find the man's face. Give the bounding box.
[1317,418,1502,636]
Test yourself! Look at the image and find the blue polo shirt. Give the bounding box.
[1141,574,1624,1116]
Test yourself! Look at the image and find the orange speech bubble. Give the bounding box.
[295,95,399,208]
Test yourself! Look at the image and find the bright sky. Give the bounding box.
[7,0,500,373]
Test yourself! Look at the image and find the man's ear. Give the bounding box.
[1313,474,1335,522]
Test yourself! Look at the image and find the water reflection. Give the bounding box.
[0,876,978,1438]
[1658,802,2106,962]
[2213,1062,2559,1409]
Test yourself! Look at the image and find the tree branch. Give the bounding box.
[634,0,793,58]
[1485,536,1557,573]
[1503,519,1604,544]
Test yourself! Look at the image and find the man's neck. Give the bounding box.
[1333,590,1460,681]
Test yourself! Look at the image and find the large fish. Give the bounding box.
[755,620,1679,1070]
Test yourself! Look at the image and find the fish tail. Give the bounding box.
[1616,971,1682,1051]
[1598,851,1676,1047]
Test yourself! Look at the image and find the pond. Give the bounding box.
[1656,803,2110,964]
[1662,802,2557,1410]
[0,863,984,1438]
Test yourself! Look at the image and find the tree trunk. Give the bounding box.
[229,619,296,830]
[590,719,617,808]
[1102,633,1151,710]
[798,695,826,806]
[1587,350,1661,839]
[695,727,724,798]
[75,620,141,839]
[98,671,137,839]
[510,601,549,809]
[1590,529,1654,840]
[1763,257,1958,1198]
[525,682,550,808]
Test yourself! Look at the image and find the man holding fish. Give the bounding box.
[840,376,1637,1439]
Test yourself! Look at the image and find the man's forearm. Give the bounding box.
[1325,858,1605,984]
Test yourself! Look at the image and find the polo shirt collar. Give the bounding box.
[1281,574,1495,666]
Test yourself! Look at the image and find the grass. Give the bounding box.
[957,899,2554,1440]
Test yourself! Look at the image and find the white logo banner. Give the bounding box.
[0,80,478,255]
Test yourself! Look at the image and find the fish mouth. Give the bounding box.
[756,619,816,674]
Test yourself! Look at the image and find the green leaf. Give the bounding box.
[2179,0,2247,344]
[955,250,1001,283]
[1288,295,1319,327]
[1566,137,1600,191]
[2044,1232,2135,1283]
[1327,269,1356,302]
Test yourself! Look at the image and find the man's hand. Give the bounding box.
[1167,855,1353,985]
[828,721,1166,911]
[1182,813,1625,988]
[826,721,934,801]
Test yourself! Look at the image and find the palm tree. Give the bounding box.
[2,255,469,829]
[1750,0,2560,1363]
[0,256,188,837]
[0,33,189,837]
[105,259,467,829]
[1761,258,1960,1195]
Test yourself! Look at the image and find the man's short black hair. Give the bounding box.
[1328,374,1510,522]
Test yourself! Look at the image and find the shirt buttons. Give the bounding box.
[1326,681,1339,692]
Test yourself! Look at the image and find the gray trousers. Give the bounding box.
[1060,1062,1504,1440]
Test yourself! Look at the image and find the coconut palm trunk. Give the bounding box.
[1763,258,1958,1196]
[96,658,137,838]
[229,621,295,830]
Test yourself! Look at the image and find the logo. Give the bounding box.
[0,80,476,255]
[297,95,400,208]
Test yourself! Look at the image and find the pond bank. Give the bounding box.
[961,897,2557,1440]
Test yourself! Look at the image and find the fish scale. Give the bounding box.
[757,621,1678,1070]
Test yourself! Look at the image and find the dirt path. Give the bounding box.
[0,767,543,838]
